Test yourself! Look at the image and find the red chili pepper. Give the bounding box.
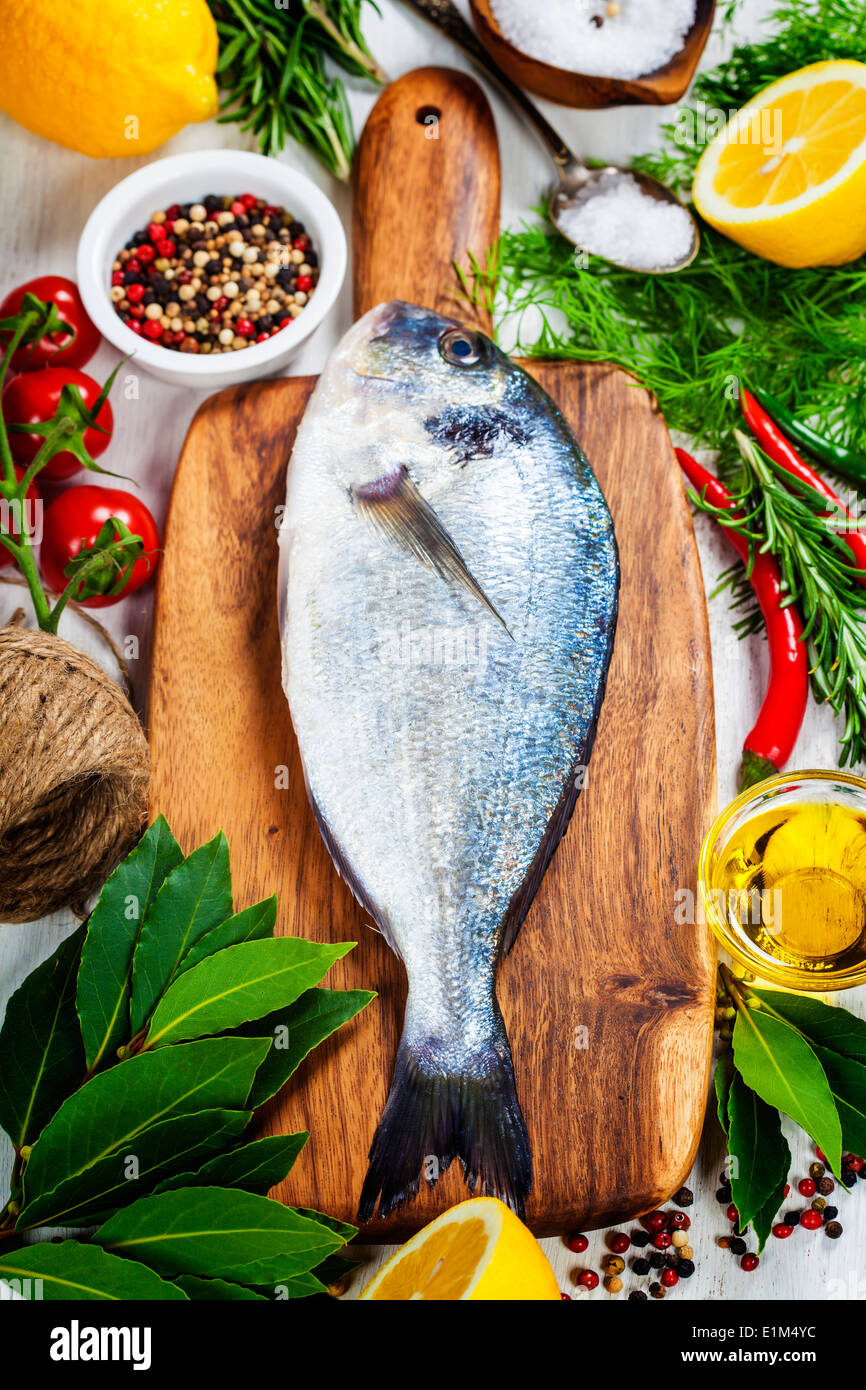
[676,448,808,789]
[740,387,866,581]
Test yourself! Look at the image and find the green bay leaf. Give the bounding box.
[94,1185,342,1282]
[173,1274,267,1301]
[233,987,375,1109]
[715,1049,734,1134]
[144,939,355,1048]
[77,816,183,1072]
[813,1045,866,1159]
[175,897,277,979]
[0,926,85,1151]
[732,1006,842,1175]
[727,1072,790,1239]
[153,1132,308,1197]
[750,989,866,1062]
[21,1036,269,1218]
[20,1108,250,1229]
[130,831,233,1034]
[0,1240,187,1301]
[752,1174,788,1254]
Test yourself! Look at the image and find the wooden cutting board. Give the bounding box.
[148,68,716,1240]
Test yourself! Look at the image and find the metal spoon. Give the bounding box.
[400,0,700,273]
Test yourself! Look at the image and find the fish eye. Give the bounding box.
[439,327,486,367]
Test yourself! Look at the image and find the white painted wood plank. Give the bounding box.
[1,0,863,1302]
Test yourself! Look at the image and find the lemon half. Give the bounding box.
[693,60,866,267]
[359,1197,561,1301]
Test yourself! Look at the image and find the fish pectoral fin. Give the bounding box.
[350,465,510,634]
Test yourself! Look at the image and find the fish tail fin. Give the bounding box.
[357,1018,532,1223]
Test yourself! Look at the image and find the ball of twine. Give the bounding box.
[0,614,150,924]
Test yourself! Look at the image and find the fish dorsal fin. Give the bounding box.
[351,465,509,633]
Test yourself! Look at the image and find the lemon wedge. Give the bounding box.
[693,60,866,267]
[358,1197,560,1301]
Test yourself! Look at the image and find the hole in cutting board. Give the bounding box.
[416,104,442,126]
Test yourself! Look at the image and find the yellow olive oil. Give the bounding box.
[713,801,866,976]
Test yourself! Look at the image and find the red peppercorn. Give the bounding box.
[142,320,163,340]
[166,204,180,219]
[129,304,145,319]
[609,1233,630,1253]
[652,1232,672,1250]
[798,1178,816,1198]
[147,222,164,243]
[136,244,156,265]
[177,270,193,284]
[642,1210,667,1233]
[660,1268,679,1288]
[240,193,257,209]
[156,239,176,258]
[172,330,185,344]
[111,271,124,286]
[293,235,309,248]
[560,1292,572,1301]
[772,1223,794,1239]
[214,297,229,313]
[575,1270,598,1290]
[566,1233,588,1254]
[162,220,175,236]
[231,200,246,216]
[784,1184,790,1197]
[235,318,255,338]
[800,1210,822,1230]
[126,259,141,274]
[726,1204,739,1224]
[848,1155,864,1172]
[125,319,142,335]
[256,332,269,343]
[126,283,145,304]
[296,274,313,293]
[669,1212,690,1230]
[741,1254,759,1271]
[816,1148,826,1161]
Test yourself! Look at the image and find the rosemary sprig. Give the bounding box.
[692,431,866,766]
[209,0,384,179]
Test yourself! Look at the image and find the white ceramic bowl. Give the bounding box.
[77,149,346,389]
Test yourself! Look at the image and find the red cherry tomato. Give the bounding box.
[0,276,101,372]
[40,486,160,607]
[2,367,113,480]
[0,467,42,570]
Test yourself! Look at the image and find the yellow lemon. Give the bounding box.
[358,1197,561,1301]
[693,60,866,267]
[0,0,218,158]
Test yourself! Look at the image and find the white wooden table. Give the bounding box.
[1,0,863,1303]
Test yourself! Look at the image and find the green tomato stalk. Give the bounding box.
[0,296,145,636]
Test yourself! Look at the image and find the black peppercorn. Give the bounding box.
[631,1231,650,1248]
[629,1289,648,1301]
[650,1252,666,1270]
[289,220,305,238]
[649,1281,665,1299]
[817,1176,835,1195]
[715,1188,729,1204]
[677,1259,695,1277]
[673,1186,694,1207]
[822,1205,838,1222]
[730,1237,747,1256]
[825,1221,843,1239]
[632,1257,651,1275]
[784,1210,800,1226]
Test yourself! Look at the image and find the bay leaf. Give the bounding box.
[77,815,183,1072]
[153,1132,308,1197]
[271,1271,329,1299]
[175,898,277,979]
[144,939,355,1048]
[813,1045,866,1160]
[0,926,85,1151]
[233,987,375,1109]
[0,1239,187,1301]
[129,831,233,1033]
[752,1174,788,1254]
[95,1186,342,1282]
[726,1072,790,1239]
[173,1274,267,1301]
[19,1108,250,1229]
[732,1006,842,1175]
[21,1036,269,1216]
[750,989,866,1062]
[714,1048,734,1134]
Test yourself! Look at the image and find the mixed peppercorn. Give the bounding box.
[561,1186,696,1300]
[716,1145,864,1264]
[109,194,319,354]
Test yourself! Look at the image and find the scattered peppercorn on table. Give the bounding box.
[0,0,864,1305]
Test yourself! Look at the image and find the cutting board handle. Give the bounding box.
[352,66,500,331]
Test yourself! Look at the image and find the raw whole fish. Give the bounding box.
[278,301,618,1219]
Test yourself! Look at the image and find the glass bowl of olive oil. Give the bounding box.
[698,769,866,992]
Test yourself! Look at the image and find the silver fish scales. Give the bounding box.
[279,301,618,1220]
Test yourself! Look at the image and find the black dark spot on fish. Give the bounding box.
[425,407,529,464]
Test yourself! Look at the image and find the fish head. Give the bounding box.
[314,301,534,495]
